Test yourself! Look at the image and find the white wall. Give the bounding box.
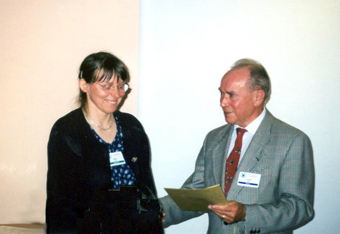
[0,0,139,224]
[139,1,340,233]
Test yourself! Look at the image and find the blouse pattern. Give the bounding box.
[90,115,136,189]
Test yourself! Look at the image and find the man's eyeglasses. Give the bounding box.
[96,83,129,93]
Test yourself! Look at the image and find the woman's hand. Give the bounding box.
[159,210,166,223]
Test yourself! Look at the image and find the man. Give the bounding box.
[160,59,314,233]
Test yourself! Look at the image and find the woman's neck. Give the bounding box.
[83,106,114,131]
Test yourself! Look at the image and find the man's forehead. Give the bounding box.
[224,67,250,79]
[221,68,249,83]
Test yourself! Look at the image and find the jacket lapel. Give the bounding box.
[115,112,140,177]
[211,125,234,187]
[227,110,274,199]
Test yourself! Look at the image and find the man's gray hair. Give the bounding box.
[231,58,271,104]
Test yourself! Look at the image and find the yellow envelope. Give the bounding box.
[164,184,228,211]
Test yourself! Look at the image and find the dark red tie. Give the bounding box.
[224,128,247,195]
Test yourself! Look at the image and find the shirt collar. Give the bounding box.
[234,108,266,135]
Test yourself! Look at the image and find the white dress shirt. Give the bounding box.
[227,108,266,165]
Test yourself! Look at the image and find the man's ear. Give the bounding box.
[79,78,88,93]
[254,89,265,106]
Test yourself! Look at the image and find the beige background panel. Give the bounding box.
[0,0,139,223]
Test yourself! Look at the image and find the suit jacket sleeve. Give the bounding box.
[161,124,231,229]
[160,137,208,226]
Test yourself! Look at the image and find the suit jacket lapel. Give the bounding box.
[211,125,234,187]
[227,110,274,199]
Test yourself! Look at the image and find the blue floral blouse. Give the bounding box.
[90,115,136,189]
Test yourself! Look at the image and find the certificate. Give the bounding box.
[164,184,227,211]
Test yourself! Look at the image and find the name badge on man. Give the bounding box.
[109,151,126,167]
[237,172,261,188]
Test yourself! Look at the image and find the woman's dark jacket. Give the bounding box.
[46,108,157,233]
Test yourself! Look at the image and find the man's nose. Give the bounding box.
[220,96,229,107]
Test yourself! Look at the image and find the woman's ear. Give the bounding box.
[79,78,88,93]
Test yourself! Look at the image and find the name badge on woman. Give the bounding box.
[109,152,126,167]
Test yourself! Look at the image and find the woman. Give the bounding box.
[46,52,159,233]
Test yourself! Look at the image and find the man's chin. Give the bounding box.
[223,114,234,124]
[224,118,234,124]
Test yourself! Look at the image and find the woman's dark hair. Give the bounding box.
[78,51,130,107]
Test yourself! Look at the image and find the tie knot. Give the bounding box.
[236,128,247,135]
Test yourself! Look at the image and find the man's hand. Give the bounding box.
[208,201,246,223]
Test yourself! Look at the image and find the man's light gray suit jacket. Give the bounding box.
[160,110,314,234]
